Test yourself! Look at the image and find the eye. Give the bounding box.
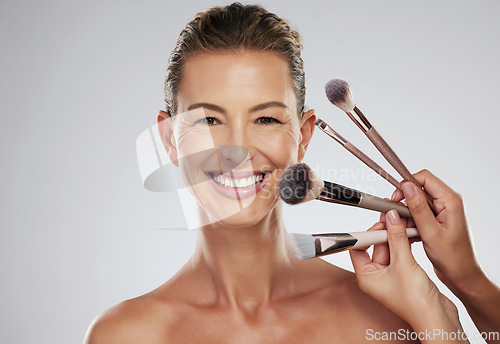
[257,116,281,125]
[194,116,219,125]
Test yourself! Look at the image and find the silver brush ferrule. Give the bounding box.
[314,118,348,146]
[346,106,372,132]
[312,233,358,257]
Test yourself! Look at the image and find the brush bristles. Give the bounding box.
[278,163,324,205]
[287,233,316,260]
[325,79,355,112]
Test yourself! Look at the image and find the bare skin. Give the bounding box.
[85,228,417,343]
[394,175,500,343]
[85,51,419,343]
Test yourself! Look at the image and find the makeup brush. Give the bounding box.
[278,163,411,218]
[287,228,419,260]
[324,79,436,213]
[314,118,401,190]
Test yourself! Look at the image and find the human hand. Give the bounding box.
[391,170,480,296]
[391,170,500,343]
[349,210,462,334]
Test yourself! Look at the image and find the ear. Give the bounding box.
[157,110,179,167]
[297,109,316,162]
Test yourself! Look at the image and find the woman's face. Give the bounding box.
[160,51,315,227]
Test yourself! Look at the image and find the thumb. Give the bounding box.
[401,182,438,237]
[386,210,413,264]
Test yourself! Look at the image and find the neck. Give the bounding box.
[191,202,297,310]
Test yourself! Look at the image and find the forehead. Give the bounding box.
[177,51,296,113]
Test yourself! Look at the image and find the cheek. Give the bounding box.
[173,127,219,187]
[254,127,301,167]
[174,126,217,159]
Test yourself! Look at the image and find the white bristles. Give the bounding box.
[325,79,356,112]
[286,233,316,260]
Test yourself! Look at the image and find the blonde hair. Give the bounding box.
[164,2,306,117]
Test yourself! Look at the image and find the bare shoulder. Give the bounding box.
[83,291,179,344]
[307,259,418,342]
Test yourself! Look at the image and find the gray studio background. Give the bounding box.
[1,0,499,343]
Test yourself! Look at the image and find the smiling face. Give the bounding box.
[159,51,315,228]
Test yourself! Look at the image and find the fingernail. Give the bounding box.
[387,209,402,225]
[401,182,416,199]
[390,190,398,201]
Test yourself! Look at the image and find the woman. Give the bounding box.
[84,3,495,343]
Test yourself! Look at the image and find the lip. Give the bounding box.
[204,170,272,200]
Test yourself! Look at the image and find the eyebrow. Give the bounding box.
[187,101,288,114]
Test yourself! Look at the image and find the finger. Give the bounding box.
[372,242,389,266]
[379,212,387,226]
[367,221,385,232]
[349,248,374,274]
[386,209,413,264]
[391,188,404,203]
[412,169,459,205]
[400,213,409,228]
[368,222,390,265]
[401,181,439,239]
[412,170,465,216]
[384,196,410,228]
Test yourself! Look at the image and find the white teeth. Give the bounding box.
[235,178,243,188]
[245,177,252,186]
[210,173,267,188]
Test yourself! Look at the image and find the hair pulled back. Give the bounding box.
[164,2,306,118]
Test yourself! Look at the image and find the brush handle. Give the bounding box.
[319,181,412,218]
[350,227,419,249]
[358,194,411,218]
[344,142,401,190]
[315,118,401,190]
[365,127,436,214]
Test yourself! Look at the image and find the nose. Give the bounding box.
[217,145,249,170]
[216,123,255,168]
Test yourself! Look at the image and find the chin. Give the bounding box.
[210,203,273,228]
[194,188,280,229]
